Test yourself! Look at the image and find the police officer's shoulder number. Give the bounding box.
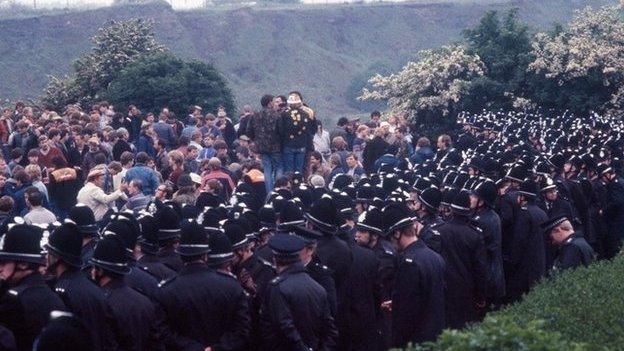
[217,270,238,280]
[259,257,276,270]
[270,276,284,285]
[157,276,177,288]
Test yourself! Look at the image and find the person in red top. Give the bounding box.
[37,134,67,170]
[201,157,235,199]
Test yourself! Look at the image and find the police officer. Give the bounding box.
[285,226,337,319]
[470,180,506,308]
[67,204,99,269]
[382,202,445,347]
[259,234,338,351]
[305,195,353,294]
[355,206,396,349]
[542,216,596,271]
[157,221,250,351]
[89,234,164,351]
[136,213,176,282]
[0,222,67,351]
[414,186,444,253]
[44,222,120,351]
[104,217,159,299]
[33,311,94,351]
[227,223,275,349]
[155,205,184,272]
[436,189,488,329]
[506,179,548,303]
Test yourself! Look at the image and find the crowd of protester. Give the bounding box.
[0,93,619,350]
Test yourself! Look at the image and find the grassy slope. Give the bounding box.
[0,0,616,121]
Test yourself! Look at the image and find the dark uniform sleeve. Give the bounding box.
[314,266,338,317]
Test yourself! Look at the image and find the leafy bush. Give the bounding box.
[403,255,624,350]
[401,316,586,351]
[104,52,235,117]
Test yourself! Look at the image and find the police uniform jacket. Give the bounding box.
[498,188,519,260]
[473,209,506,301]
[605,177,624,240]
[305,257,337,317]
[506,202,548,302]
[0,273,67,351]
[138,253,177,282]
[158,246,184,272]
[157,262,250,351]
[371,239,396,302]
[235,254,275,350]
[53,269,120,351]
[438,216,488,329]
[420,214,444,254]
[339,240,380,351]
[553,234,595,271]
[316,234,353,292]
[102,278,164,351]
[391,240,445,347]
[125,262,160,299]
[260,262,338,351]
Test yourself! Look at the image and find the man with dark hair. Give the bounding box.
[260,234,338,350]
[246,94,283,192]
[0,224,67,351]
[123,180,151,213]
[153,113,176,150]
[24,188,56,225]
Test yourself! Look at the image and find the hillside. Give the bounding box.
[0,0,616,122]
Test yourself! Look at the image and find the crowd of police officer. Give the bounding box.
[0,109,618,351]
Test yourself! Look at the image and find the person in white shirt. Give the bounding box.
[313,121,331,162]
[77,166,127,223]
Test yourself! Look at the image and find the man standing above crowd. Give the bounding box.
[279,93,316,174]
[246,95,282,192]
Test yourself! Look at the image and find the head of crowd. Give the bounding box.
[0,93,618,350]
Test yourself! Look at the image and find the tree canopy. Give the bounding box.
[42,19,165,111]
[104,52,235,117]
[361,5,624,132]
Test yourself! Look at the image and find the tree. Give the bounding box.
[104,52,235,118]
[41,18,165,111]
[528,6,624,114]
[460,9,535,112]
[359,44,485,136]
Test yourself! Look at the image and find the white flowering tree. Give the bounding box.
[361,45,485,118]
[528,6,624,114]
[42,19,165,111]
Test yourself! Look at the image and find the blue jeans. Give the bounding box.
[282,146,306,174]
[261,152,283,192]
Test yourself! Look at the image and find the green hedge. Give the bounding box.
[401,255,624,350]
